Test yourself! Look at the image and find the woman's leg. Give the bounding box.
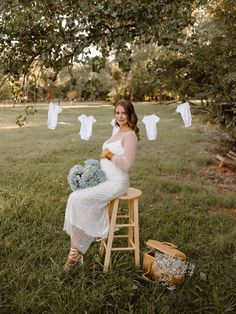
[64,230,84,269]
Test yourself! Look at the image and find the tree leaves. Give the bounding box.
[1,0,235,128]
[0,0,203,77]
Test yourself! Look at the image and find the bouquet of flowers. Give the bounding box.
[67,159,106,191]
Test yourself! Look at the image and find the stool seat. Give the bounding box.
[119,187,142,200]
[100,187,142,272]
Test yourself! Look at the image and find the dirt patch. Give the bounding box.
[201,126,236,192]
[201,129,236,216]
[221,208,236,217]
[205,128,236,156]
[209,207,236,218]
[200,164,236,193]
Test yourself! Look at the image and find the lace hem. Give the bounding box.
[63,220,95,254]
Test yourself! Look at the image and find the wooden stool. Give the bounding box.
[100,187,142,272]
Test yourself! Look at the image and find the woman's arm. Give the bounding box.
[112,132,137,172]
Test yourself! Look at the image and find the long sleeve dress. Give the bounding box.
[63,130,137,254]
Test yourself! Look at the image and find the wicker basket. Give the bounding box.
[142,240,187,286]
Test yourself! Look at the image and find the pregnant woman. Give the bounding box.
[63,99,140,269]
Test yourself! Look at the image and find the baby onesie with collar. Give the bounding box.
[47,102,63,129]
[142,114,160,140]
[78,114,96,140]
[176,101,192,128]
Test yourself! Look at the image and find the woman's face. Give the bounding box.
[115,105,128,126]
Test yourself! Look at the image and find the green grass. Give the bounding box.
[0,102,235,313]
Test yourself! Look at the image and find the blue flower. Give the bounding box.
[67,160,106,191]
[84,159,100,168]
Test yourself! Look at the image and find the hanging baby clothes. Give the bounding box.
[142,114,160,140]
[47,102,63,129]
[176,101,192,128]
[78,114,96,140]
[111,118,119,136]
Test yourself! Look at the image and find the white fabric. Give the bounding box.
[78,114,96,140]
[142,114,160,140]
[63,139,130,254]
[176,101,192,128]
[111,118,119,136]
[109,131,137,172]
[47,102,63,129]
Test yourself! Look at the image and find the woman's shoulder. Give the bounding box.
[122,130,137,142]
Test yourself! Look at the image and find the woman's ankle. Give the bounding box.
[64,249,84,270]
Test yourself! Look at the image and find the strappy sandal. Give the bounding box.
[95,237,103,242]
[64,248,84,270]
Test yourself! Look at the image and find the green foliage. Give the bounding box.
[0,0,205,76]
[129,0,236,128]
[16,105,38,127]
[0,82,11,100]
[57,63,115,101]
[1,0,235,128]
[15,114,27,127]
[174,0,236,127]
[81,77,109,100]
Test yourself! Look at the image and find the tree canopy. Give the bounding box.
[0,0,205,77]
[0,0,235,130]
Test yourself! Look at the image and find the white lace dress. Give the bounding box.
[63,131,137,254]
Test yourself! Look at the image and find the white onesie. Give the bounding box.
[78,114,96,140]
[111,118,120,136]
[47,102,63,129]
[142,114,160,140]
[176,101,192,128]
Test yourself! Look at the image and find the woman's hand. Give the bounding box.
[100,149,109,159]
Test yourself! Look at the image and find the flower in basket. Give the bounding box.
[67,159,106,191]
[152,251,195,290]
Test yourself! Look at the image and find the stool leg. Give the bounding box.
[128,200,134,247]
[108,200,114,221]
[133,199,140,268]
[103,199,119,272]
[99,201,114,257]
[99,241,105,256]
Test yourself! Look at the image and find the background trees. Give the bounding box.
[0,0,235,129]
[0,0,201,75]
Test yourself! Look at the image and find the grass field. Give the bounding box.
[0,101,235,313]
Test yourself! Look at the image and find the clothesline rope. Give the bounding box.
[154,105,178,114]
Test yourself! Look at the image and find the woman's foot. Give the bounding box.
[64,248,84,270]
[95,236,103,242]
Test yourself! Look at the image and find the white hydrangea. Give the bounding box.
[67,159,106,191]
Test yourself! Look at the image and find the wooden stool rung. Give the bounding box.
[117,214,129,218]
[116,223,134,227]
[113,235,128,238]
[111,247,135,251]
